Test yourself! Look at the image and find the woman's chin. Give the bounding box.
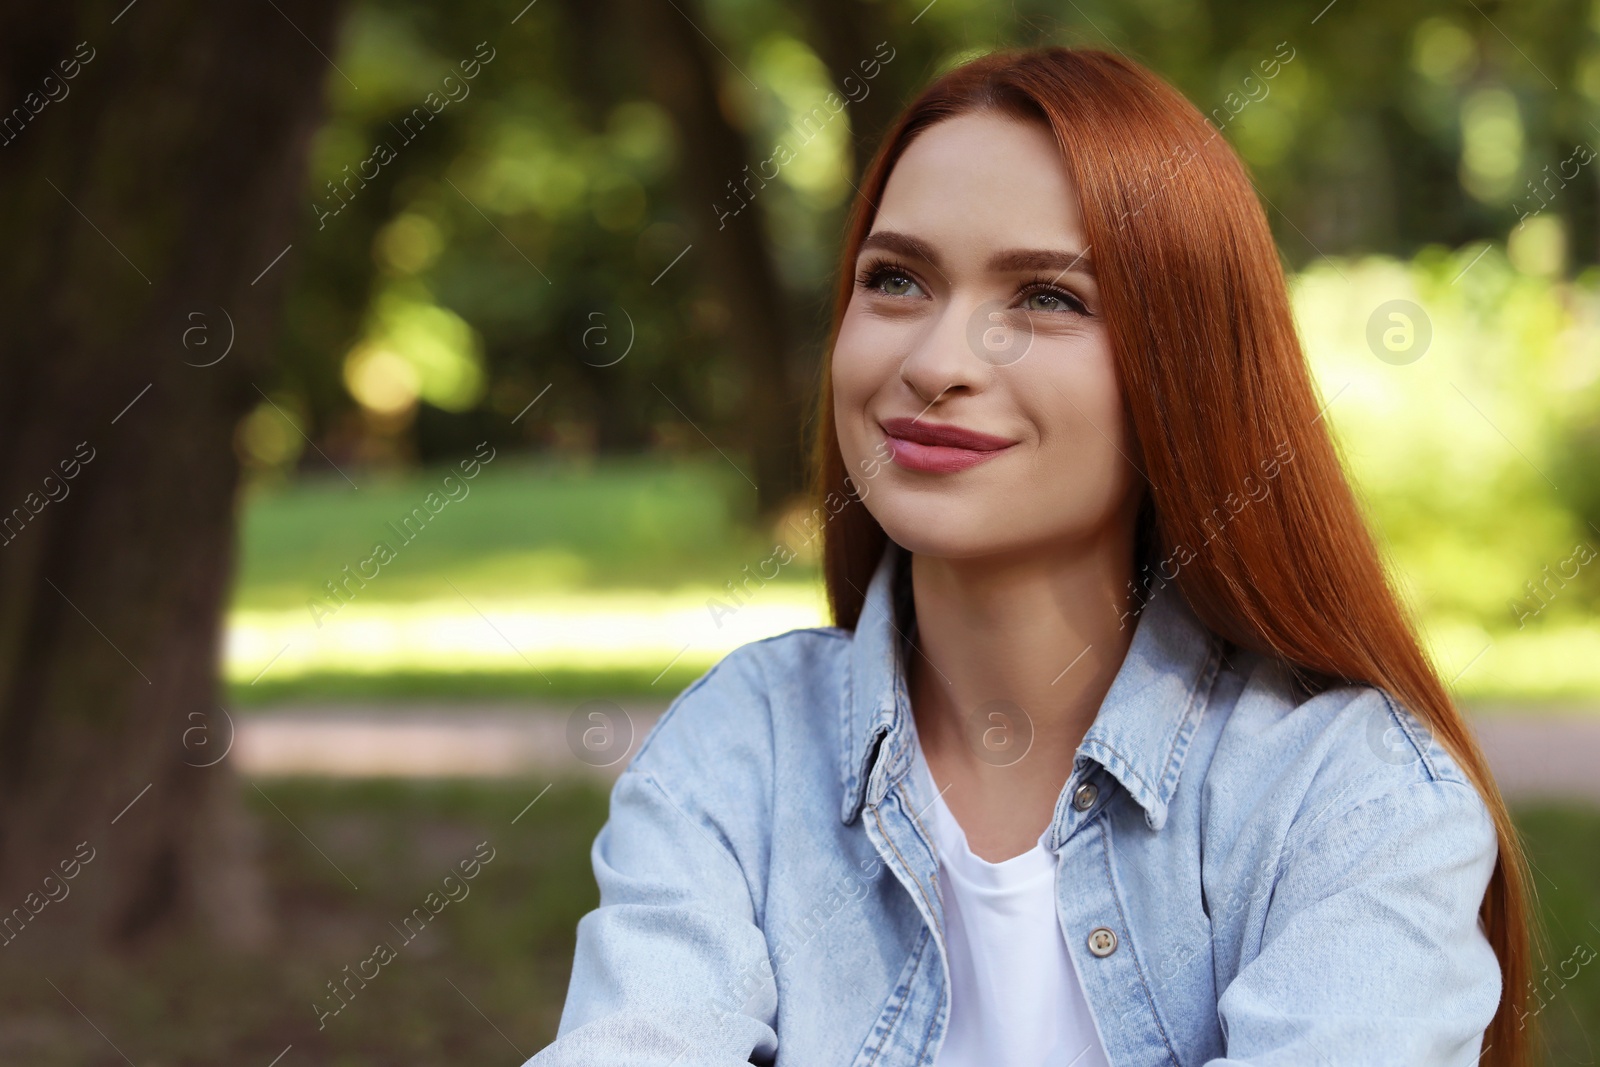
[871,508,1021,562]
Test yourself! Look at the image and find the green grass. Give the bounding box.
[1,783,1593,1062]
[227,455,830,703]
[233,454,789,610]
[0,778,610,1066]
[226,456,1600,707]
[230,665,703,707]
[1512,806,1600,1060]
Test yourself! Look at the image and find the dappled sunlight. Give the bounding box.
[227,584,828,683]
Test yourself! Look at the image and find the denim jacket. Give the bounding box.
[526,542,1500,1066]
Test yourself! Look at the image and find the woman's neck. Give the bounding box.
[906,529,1137,859]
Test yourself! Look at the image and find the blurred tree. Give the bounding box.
[621,0,808,509]
[268,1,727,479]
[253,0,1600,522]
[0,0,346,952]
[805,0,912,177]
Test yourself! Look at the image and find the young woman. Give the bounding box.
[527,47,1532,1067]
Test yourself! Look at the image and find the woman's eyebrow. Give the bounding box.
[858,229,942,267]
[987,247,1094,279]
[858,230,1094,281]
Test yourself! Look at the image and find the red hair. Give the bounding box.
[810,47,1532,1065]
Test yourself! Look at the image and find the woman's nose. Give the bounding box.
[899,299,1023,403]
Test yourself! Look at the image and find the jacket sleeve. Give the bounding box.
[1207,777,1502,1066]
[524,663,779,1065]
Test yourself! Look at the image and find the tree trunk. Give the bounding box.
[625,0,807,513]
[0,0,345,956]
[804,0,907,180]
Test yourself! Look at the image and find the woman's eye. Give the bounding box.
[1020,287,1084,313]
[870,270,922,297]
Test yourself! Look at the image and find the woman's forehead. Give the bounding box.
[873,111,1087,263]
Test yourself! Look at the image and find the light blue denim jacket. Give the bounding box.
[526,542,1500,1066]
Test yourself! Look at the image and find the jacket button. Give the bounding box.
[1072,782,1098,811]
[1087,926,1118,957]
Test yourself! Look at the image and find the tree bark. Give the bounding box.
[0,0,345,956]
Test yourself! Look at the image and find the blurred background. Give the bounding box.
[3,0,1600,1062]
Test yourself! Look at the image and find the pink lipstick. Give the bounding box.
[879,416,1017,473]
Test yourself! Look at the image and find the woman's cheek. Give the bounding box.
[831,349,876,469]
[831,316,893,415]
[1064,336,1125,443]
[1032,337,1129,486]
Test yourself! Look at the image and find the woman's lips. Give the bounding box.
[879,416,1016,473]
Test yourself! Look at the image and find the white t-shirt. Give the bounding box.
[914,741,1111,1067]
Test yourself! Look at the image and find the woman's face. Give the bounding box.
[832,110,1140,562]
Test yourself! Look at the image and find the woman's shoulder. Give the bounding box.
[1202,651,1492,850]
[626,625,855,784]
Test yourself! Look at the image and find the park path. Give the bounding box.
[226,703,1600,803]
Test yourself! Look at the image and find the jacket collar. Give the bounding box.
[838,540,1222,831]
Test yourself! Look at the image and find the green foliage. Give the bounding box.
[251,0,1600,474]
[231,0,1600,702]
[1297,249,1600,697]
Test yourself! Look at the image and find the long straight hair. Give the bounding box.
[810,47,1532,1064]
